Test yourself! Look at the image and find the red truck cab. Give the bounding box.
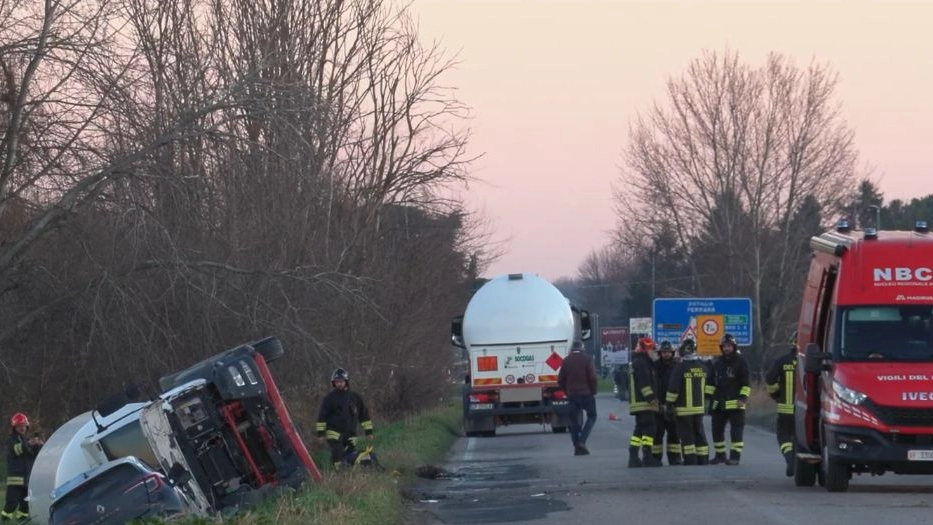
[795,219,933,491]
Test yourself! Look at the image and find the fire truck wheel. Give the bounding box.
[822,445,849,492]
[252,336,285,363]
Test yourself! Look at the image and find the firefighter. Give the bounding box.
[665,339,710,465]
[628,337,662,468]
[316,368,375,471]
[767,331,799,476]
[3,413,43,521]
[707,333,751,465]
[653,340,682,465]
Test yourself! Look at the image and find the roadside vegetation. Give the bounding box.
[228,401,460,525]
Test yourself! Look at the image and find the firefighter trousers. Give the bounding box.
[675,415,708,464]
[776,413,794,456]
[328,433,360,467]
[653,413,680,459]
[630,411,657,449]
[711,409,745,458]
[2,484,27,516]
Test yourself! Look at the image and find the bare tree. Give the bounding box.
[0,0,483,427]
[616,49,860,361]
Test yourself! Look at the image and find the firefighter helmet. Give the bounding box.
[659,340,674,352]
[331,368,350,383]
[10,413,29,427]
[635,337,657,353]
[679,338,697,356]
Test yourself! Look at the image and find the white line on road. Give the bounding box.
[464,437,476,462]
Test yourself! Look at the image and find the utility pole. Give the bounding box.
[651,246,657,299]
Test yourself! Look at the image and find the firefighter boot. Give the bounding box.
[628,446,643,468]
[710,453,727,465]
[682,453,697,466]
[668,452,683,466]
[727,451,741,466]
[696,454,710,465]
[784,451,795,477]
[642,446,662,467]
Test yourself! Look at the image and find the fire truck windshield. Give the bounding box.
[837,306,933,361]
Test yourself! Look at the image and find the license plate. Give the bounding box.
[470,403,494,410]
[551,400,568,406]
[907,450,933,461]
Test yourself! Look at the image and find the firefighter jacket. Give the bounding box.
[665,355,708,416]
[316,388,374,441]
[767,348,797,415]
[629,352,659,414]
[6,433,41,486]
[707,352,751,411]
[654,357,677,405]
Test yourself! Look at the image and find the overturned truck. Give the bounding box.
[29,337,320,525]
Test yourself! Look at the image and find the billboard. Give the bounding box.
[600,326,629,366]
[652,298,753,356]
[629,317,653,334]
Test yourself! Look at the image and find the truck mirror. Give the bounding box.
[451,315,465,348]
[804,343,831,374]
[575,308,593,341]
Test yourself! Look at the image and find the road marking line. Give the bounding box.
[464,437,476,462]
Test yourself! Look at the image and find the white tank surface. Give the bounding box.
[462,273,575,347]
[28,403,148,525]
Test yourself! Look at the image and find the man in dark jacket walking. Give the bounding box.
[558,340,598,455]
[707,334,751,465]
[316,368,375,471]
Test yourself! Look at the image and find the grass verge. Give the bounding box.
[598,377,616,393]
[227,400,461,525]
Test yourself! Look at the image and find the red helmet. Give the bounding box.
[636,337,657,353]
[10,413,29,427]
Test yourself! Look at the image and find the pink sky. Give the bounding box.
[412,0,933,281]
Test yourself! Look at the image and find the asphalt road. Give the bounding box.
[410,393,933,525]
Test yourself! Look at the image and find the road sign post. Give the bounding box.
[652,298,753,357]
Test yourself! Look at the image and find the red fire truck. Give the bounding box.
[795,219,933,491]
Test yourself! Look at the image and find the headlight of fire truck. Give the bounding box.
[833,380,867,405]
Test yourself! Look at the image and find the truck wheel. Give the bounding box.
[822,445,849,492]
[252,336,285,363]
[551,426,568,433]
[793,444,817,487]
[463,416,480,437]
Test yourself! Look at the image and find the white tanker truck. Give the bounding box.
[451,273,592,437]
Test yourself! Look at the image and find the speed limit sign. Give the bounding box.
[696,314,726,356]
[701,318,720,336]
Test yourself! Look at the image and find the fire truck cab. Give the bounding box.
[795,219,933,491]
